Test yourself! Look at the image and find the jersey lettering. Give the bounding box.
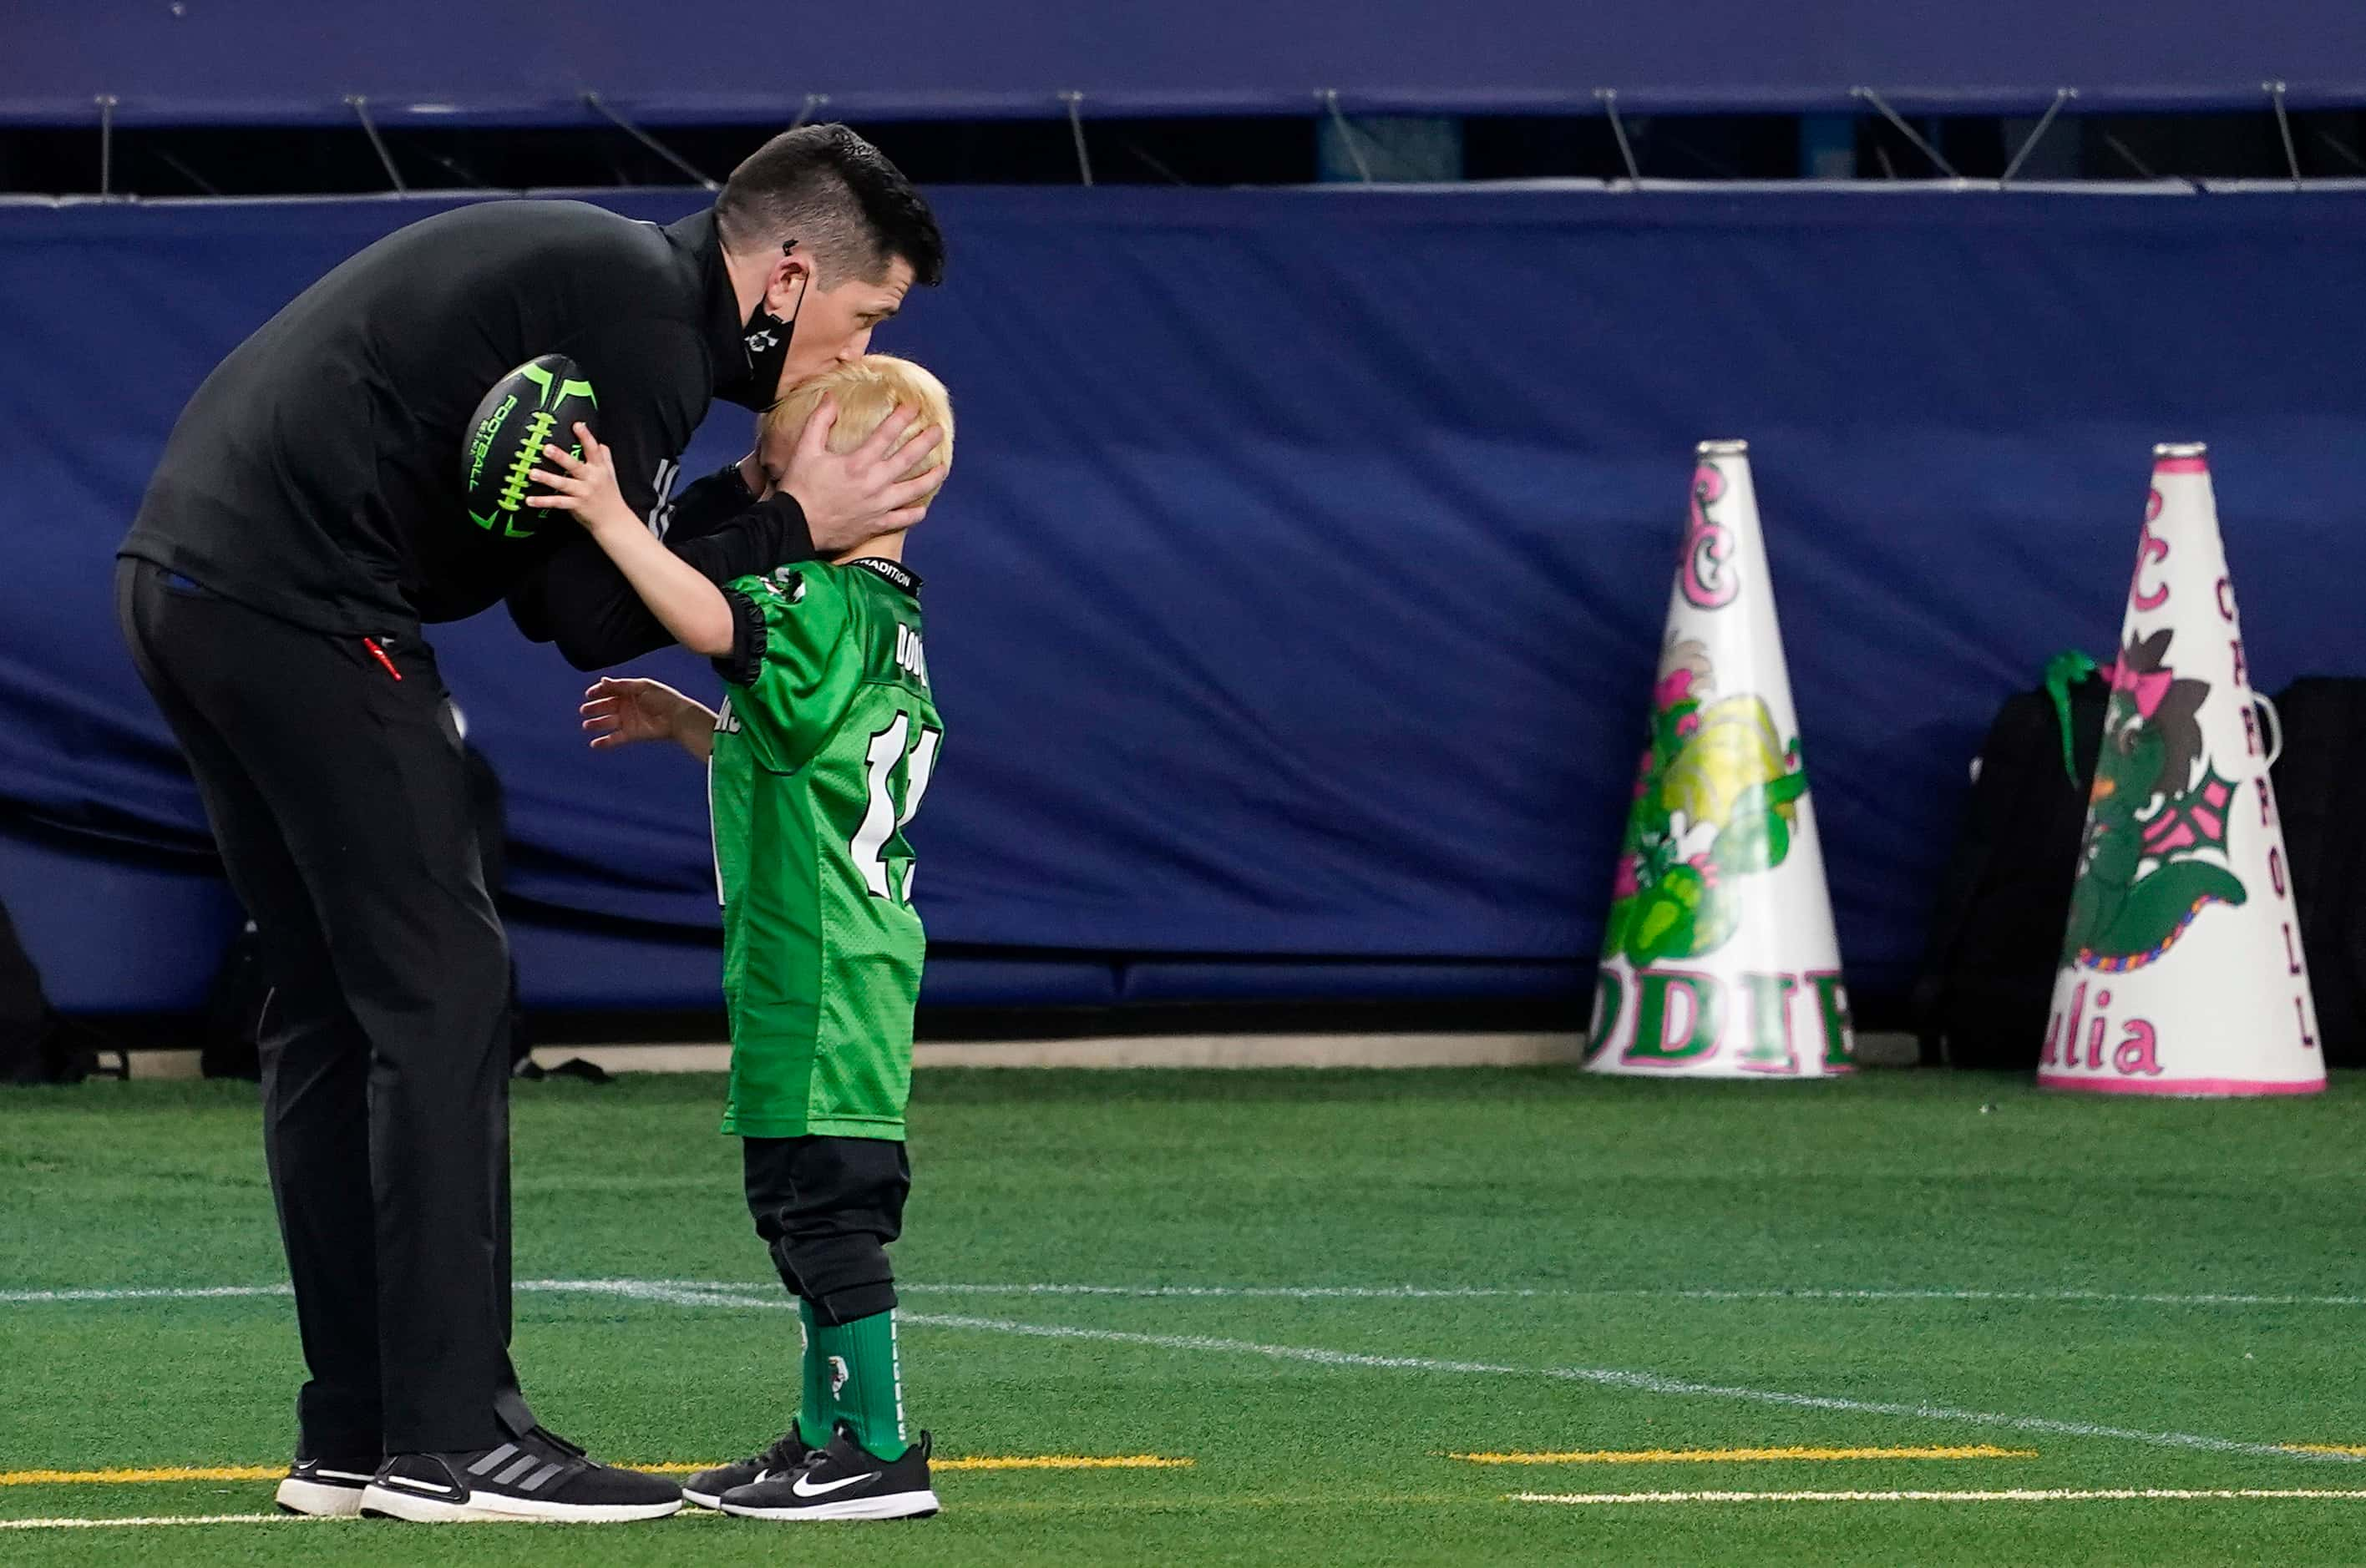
[893,624,930,687]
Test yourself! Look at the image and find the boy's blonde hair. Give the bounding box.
[762,354,954,501]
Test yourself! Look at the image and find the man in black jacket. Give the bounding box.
[115,124,945,1524]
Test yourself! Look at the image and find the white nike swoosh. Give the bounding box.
[375,1475,463,1498]
[791,1469,880,1499]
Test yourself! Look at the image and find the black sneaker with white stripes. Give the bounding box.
[681,1428,815,1510]
[358,1426,681,1522]
[717,1425,939,1521]
[275,1456,377,1517]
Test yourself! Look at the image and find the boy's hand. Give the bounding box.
[529,424,643,537]
[581,676,709,751]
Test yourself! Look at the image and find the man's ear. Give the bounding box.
[764,254,812,318]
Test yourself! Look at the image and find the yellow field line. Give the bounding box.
[1452,1446,2037,1465]
[641,1456,1193,1474]
[2285,1444,2366,1457]
[2,1456,1192,1486]
[1512,1488,2366,1505]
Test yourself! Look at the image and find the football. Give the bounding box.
[460,352,597,540]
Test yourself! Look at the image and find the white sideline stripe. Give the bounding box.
[1515,1489,2366,1506]
[0,1513,332,1530]
[464,1282,2366,1466]
[6,1277,2353,1469]
[887,1311,2356,1467]
[15,1277,2366,1309]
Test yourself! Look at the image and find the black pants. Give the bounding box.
[117,559,527,1456]
[743,1136,910,1325]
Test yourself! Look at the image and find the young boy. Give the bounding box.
[527,356,951,1521]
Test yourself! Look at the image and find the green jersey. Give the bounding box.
[708,555,940,1141]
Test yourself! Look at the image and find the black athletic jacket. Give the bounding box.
[120,200,810,669]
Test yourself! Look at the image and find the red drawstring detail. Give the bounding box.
[362,638,403,681]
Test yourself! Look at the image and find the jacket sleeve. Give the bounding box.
[506,493,818,670]
[559,316,705,523]
[661,462,759,542]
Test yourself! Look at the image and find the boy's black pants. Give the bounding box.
[743,1136,910,1325]
[116,558,529,1457]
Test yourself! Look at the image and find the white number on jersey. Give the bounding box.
[852,714,943,903]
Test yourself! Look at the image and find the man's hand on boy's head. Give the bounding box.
[529,425,644,538]
[780,395,945,554]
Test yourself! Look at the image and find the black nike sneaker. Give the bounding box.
[718,1425,939,1521]
[358,1426,681,1522]
[275,1456,377,1517]
[681,1428,816,1510]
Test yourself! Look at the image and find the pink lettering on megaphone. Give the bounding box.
[1680,461,1737,609]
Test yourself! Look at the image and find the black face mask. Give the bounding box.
[717,242,808,413]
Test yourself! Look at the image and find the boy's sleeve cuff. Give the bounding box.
[712,589,768,686]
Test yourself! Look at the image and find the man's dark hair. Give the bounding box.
[715,124,945,289]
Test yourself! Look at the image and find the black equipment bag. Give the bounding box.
[2267,677,2366,1069]
[1913,657,2108,1070]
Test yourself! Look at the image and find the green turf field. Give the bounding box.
[5,1067,2366,1565]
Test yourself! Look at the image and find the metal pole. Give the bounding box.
[155,147,221,196]
[424,152,492,190]
[1596,89,1640,182]
[791,92,830,131]
[581,91,717,190]
[346,96,408,194]
[1061,91,1094,186]
[2313,126,2366,175]
[96,94,117,197]
[2100,132,2158,180]
[1319,89,1374,185]
[1999,88,2076,185]
[1852,86,1958,178]
[2266,81,2301,187]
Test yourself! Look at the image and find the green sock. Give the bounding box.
[796,1301,834,1449]
[808,1308,909,1460]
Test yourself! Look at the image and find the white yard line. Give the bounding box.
[0,1284,291,1304]
[0,1513,333,1530]
[1514,1488,2366,1505]
[10,1276,2358,1468]
[891,1311,2356,1466]
[13,1278,2365,1308]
